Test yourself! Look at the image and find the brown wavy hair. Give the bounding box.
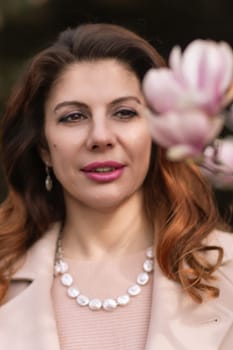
[0,23,223,303]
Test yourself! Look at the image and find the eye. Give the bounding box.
[113,109,138,119]
[58,111,87,123]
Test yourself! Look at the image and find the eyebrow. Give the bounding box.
[53,96,142,113]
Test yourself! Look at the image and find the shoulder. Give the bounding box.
[13,222,60,279]
[2,222,60,305]
[6,222,60,284]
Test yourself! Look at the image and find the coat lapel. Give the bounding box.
[145,232,233,350]
[0,223,61,350]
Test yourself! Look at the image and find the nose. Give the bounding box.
[86,117,115,151]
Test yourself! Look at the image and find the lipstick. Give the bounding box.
[81,161,125,183]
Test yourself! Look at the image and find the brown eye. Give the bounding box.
[59,112,87,123]
[114,109,137,119]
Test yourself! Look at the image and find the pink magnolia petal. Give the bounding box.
[146,111,180,147]
[142,68,185,113]
[181,40,208,89]
[218,43,233,94]
[160,110,220,145]
[165,111,213,145]
[181,40,226,92]
[169,46,183,79]
[146,109,222,156]
[183,44,222,114]
[198,43,233,112]
[176,40,233,114]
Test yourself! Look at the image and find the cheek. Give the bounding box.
[45,130,77,162]
[126,130,152,182]
[47,139,71,166]
[138,139,152,170]
[133,128,152,163]
[137,137,152,176]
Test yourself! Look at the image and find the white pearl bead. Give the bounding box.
[58,260,68,273]
[77,295,89,306]
[103,299,117,311]
[61,273,73,287]
[89,299,102,310]
[117,295,130,306]
[146,247,155,259]
[128,284,141,296]
[54,263,61,276]
[143,259,154,272]
[137,272,149,285]
[55,260,69,275]
[60,261,69,273]
[67,286,79,298]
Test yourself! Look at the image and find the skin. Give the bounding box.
[42,59,153,259]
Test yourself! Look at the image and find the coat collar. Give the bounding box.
[145,230,233,350]
[0,223,61,350]
[1,223,233,350]
[145,258,233,350]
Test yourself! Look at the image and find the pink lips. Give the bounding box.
[81,161,125,183]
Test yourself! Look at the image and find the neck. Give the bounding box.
[62,191,154,260]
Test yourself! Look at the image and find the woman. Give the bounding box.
[0,23,232,350]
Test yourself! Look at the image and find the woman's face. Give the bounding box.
[43,59,152,210]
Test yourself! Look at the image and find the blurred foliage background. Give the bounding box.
[0,0,232,226]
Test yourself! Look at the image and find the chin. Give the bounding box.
[65,186,143,212]
[81,189,142,212]
[84,196,127,211]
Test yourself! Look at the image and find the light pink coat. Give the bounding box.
[0,223,233,350]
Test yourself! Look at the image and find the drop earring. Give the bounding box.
[45,164,53,192]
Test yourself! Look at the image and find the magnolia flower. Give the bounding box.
[143,40,233,115]
[146,109,223,160]
[200,138,233,188]
[142,38,233,188]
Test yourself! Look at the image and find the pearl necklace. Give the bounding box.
[54,236,154,312]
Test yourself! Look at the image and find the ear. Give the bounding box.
[38,146,52,167]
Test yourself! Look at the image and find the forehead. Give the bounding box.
[46,59,142,105]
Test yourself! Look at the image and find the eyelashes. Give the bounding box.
[58,112,87,123]
[58,108,138,123]
[113,109,138,119]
